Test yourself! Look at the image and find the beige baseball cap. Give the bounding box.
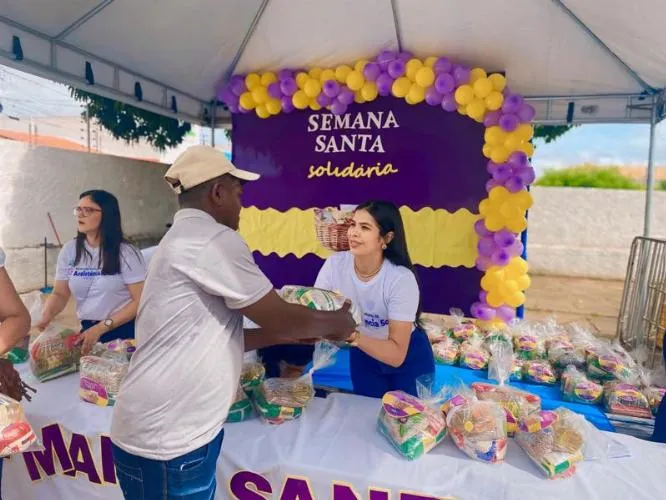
[164,145,260,194]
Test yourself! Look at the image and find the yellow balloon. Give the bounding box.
[516,124,534,142]
[514,190,534,209]
[251,86,269,104]
[506,291,525,308]
[490,146,510,164]
[405,59,424,80]
[510,257,529,276]
[255,104,270,119]
[295,72,309,89]
[484,126,506,146]
[516,274,531,290]
[485,91,504,111]
[485,214,504,232]
[506,216,528,234]
[499,202,522,220]
[335,65,352,83]
[480,275,493,292]
[482,143,493,159]
[354,91,366,104]
[424,56,438,67]
[304,78,322,98]
[260,72,277,86]
[391,77,412,98]
[454,85,475,106]
[473,78,493,98]
[487,291,504,308]
[309,67,323,80]
[245,73,261,90]
[405,94,416,105]
[309,101,322,111]
[292,90,310,110]
[502,280,519,296]
[486,268,504,287]
[466,99,486,120]
[354,59,368,73]
[457,105,468,116]
[407,84,425,104]
[266,98,281,115]
[519,142,535,158]
[361,81,378,101]
[346,70,365,91]
[320,69,336,83]
[415,67,436,88]
[504,134,522,152]
[469,68,488,84]
[239,91,256,110]
[478,199,491,215]
[488,73,507,92]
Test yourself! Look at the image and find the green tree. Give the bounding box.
[70,88,192,151]
[536,165,643,189]
[533,125,577,144]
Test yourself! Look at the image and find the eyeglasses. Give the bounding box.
[73,207,101,217]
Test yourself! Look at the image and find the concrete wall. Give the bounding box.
[528,186,666,279]
[0,140,178,292]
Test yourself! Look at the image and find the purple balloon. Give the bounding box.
[503,86,512,97]
[506,176,525,193]
[377,50,397,70]
[508,151,529,169]
[337,88,354,105]
[433,57,453,74]
[493,164,512,183]
[493,229,515,248]
[376,73,394,96]
[486,161,499,174]
[280,96,295,113]
[502,94,524,114]
[474,219,492,237]
[434,73,455,94]
[499,113,520,132]
[508,239,524,257]
[485,179,500,192]
[496,305,516,323]
[316,93,333,107]
[398,51,413,62]
[217,85,235,104]
[441,94,457,112]
[267,82,283,99]
[518,102,536,122]
[227,102,240,113]
[363,62,382,82]
[483,110,501,127]
[476,257,492,272]
[322,80,341,98]
[471,301,496,321]
[478,236,496,257]
[491,249,512,267]
[517,166,536,185]
[230,76,247,97]
[388,59,406,79]
[278,69,294,81]
[425,87,443,106]
[453,65,471,84]
[280,78,297,96]
[330,100,347,116]
[239,105,251,114]
[479,290,488,303]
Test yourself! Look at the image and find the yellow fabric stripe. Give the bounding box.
[239,206,480,268]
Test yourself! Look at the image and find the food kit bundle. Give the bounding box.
[643,386,666,416]
[279,285,362,326]
[0,394,40,457]
[447,309,481,342]
[29,324,82,382]
[227,385,254,423]
[603,381,652,419]
[421,313,447,343]
[79,355,129,406]
[560,366,604,405]
[512,322,546,361]
[459,337,490,370]
[432,337,460,365]
[522,360,558,385]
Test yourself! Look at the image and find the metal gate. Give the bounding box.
[617,237,666,368]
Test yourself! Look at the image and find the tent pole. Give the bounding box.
[643,98,657,237]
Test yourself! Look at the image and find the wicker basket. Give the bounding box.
[314,208,352,252]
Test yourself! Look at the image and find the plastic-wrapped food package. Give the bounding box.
[227,386,254,423]
[472,382,541,436]
[253,341,338,425]
[643,386,666,416]
[512,323,546,360]
[105,339,137,361]
[377,388,448,461]
[432,338,459,365]
[511,357,524,381]
[279,286,362,325]
[459,337,490,370]
[586,352,634,383]
[29,324,82,382]
[421,314,447,343]
[79,355,129,406]
[548,336,586,371]
[0,394,41,457]
[523,360,558,385]
[448,308,481,342]
[515,409,584,479]
[603,381,652,419]
[444,393,508,464]
[240,361,266,392]
[560,366,604,405]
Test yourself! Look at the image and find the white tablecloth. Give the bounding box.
[3,366,666,500]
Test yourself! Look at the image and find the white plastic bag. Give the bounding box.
[29,324,82,382]
[0,394,43,457]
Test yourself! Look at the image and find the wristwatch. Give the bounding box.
[103,318,114,330]
[346,331,361,347]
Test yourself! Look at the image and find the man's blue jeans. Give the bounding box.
[111,429,224,499]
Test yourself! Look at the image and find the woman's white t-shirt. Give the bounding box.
[314,251,419,340]
[55,240,146,322]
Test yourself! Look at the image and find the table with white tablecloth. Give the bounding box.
[3,365,666,500]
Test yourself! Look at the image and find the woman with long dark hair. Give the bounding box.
[38,190,146,354]
[314,200,435,398]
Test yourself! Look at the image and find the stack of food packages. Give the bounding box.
[252,341,338,425]
[79,355,129,407]
[227,360,266,423]
[0,393,40,458]
[29,324,83,382]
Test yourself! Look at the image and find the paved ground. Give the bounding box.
[35,274,625,340]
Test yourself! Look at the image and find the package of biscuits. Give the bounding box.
[227,386,254,423]
[29,324,83,382]
[79,355,129,407]
[560,366,604,405]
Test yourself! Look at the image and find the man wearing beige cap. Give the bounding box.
[110,145,355,499]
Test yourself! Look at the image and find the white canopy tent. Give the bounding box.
[0,0,664,233]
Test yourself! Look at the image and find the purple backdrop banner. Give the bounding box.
[232,97,488,314]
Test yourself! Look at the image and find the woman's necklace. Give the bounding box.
[354,260,383,281]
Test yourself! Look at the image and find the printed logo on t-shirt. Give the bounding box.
[71,268,102,279]
[364,312,389,329]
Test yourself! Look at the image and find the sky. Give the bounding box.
[1,64,664,175]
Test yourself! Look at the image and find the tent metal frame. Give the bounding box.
[0,1,663,236]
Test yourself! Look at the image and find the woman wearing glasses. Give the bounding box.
[38,190,146,355]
